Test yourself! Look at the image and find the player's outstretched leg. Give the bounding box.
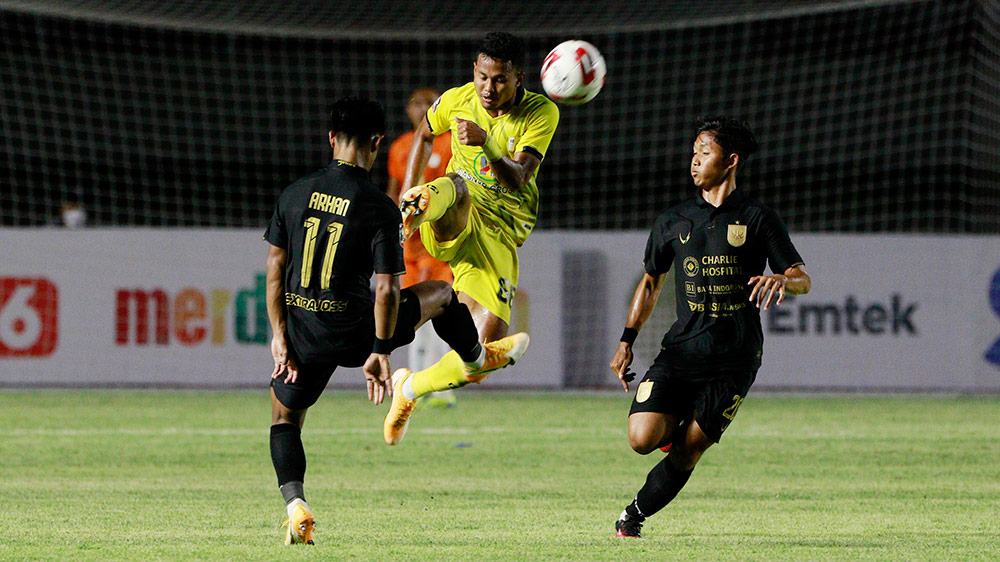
[406,332,529,396]
[384,284,480,444]
[383,333,529,445]
[419,388,458,409]
[411,324,458,409]
[400,173,474,243]
[463,332,530,383]
[400,175,457,240]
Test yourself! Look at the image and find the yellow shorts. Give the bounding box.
[419,205,518,323]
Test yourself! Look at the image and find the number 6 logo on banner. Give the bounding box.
[0,278,58,357]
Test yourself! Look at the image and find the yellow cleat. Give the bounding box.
[282,502,315,545]
[399,185,432,240]
[464,332,530,383]
[383,368,417,445]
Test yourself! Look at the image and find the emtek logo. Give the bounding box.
[115,273,268,346]
[0,278,58,357]
[767,294,917,335]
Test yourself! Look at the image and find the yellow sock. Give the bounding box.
[419,176,456,223]
[409,350,468,397]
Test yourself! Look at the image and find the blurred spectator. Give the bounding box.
[60,193,86,228]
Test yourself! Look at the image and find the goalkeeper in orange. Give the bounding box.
[387,86,457,409]
[383,31,559,444]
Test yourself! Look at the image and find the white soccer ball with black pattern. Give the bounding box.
[540,40,606,105]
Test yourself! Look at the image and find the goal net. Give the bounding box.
[2,0,998,232]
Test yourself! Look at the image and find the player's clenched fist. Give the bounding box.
[454,117,487,146]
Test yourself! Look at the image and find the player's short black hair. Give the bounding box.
[328,97,386,141]
[476,32,525,71]
[697,116,759,167]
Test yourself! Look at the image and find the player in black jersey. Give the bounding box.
[263,98,515,545]
[610,117,812,538]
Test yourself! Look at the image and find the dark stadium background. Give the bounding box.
[2,0,998,232]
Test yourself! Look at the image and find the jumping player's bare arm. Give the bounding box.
[386,177,402,204]
[610,272,667,392]
[401,118,436,194]
[266,243,299,383]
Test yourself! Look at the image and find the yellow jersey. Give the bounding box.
[426,82,559,246]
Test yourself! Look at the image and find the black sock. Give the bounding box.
[431,291,482,362]
[630,455,694,519]
[270,423,306,495]
[279,481,305,505]
[624,498,644,521]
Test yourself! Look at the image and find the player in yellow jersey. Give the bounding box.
[383,32,559,444]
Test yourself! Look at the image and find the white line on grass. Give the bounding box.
[0,426,592,437]
[0,426,898,438]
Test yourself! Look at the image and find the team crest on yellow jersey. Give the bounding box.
[472,153,497,184]
[636,381,654,403]
[727,224,747,247]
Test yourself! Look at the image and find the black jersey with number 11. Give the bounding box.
[644,189,803,374]
[264,161,405,364]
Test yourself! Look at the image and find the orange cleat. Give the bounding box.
[383,368,417,445]
[463,333,530,384]
[399,185,432,240]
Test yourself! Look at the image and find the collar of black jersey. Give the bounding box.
[696,187,746,210]
[331,159,367,175]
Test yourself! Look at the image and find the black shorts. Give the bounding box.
[628,360,758,443]
[271,288,422,410]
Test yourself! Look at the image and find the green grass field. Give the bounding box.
[0,390,997,560]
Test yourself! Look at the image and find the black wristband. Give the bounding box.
[372,337,393,355]
[620,327,638,345]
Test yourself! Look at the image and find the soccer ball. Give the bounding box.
[540,40,606,105]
